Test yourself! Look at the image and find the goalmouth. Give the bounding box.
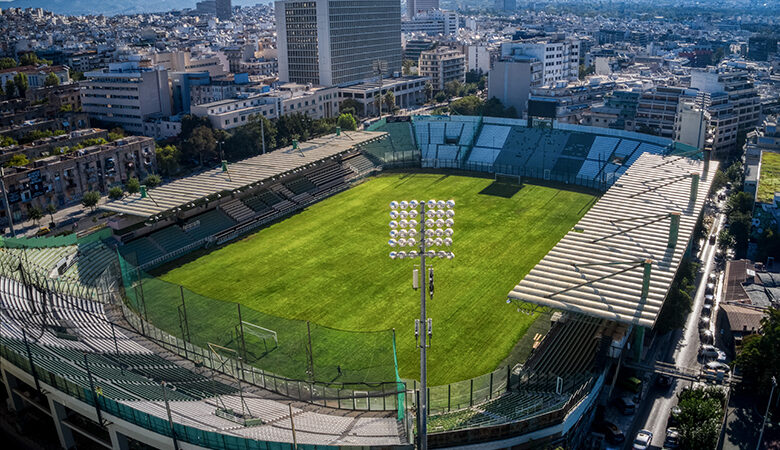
[242,321,278,346]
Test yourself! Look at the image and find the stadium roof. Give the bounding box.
[102,131,385,218]
[508,153,717,328]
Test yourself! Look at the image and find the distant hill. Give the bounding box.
[0,0,266,16]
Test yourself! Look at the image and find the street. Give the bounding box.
[621,194,727,449]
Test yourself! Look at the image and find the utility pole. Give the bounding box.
[756,376,777,450]
[0,167,16,236]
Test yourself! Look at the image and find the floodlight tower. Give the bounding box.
[388,199,455,450]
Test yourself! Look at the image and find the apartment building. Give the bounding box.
[633,86,692,140]
[418,47,465,91]
[402,10,458,36]
[500,37,580,86]
[407,0,439,17]
[81,62,172,133]
[528,79,617,124]
[0,65,70,88]
[338,76,429,116]
[275,0,402,86]
[0,136,156,223]
[488,56,543,116]
[0,128,108,165]
[191,84,339,130]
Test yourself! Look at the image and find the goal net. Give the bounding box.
[242,321,278,346]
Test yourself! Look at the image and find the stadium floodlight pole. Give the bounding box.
[389,199,455,450]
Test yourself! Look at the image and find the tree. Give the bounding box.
[424,81,434,103]
[0,57,16,70]
[14,73,28,98]
[444,80,464,98]
[155,145,181,177]
[19,53,50,66]
[337,113,357,131]
[710,169,729,193]
[225,114,277,160]
[383,91,395,114]
[180,114,212,141]
[142,174,162,188]
[718,229,735,251]
[434,91,448,103]
[726,191,754,216]
[45,203,57,226]
[373,93,383,117]
[5,153,29,167]
[107,127,125,142]
[108,186,124,200]
[402,59,415,76]
[125,177,140,195]
[44,72,60,87]
[5,79,16,99]
[0,135,17,148]
[449,95,484,116]
[676,387,725,449]
[339,98,363,118]
[184,125,217,165]
[81,191,101,212]
[26,206,43,226]
[70,71,85,82]
[734,308,780,411]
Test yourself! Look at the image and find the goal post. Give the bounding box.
[241,321,278,346]
[494,172,522,185]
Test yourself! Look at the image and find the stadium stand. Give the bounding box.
[220,199,256,223]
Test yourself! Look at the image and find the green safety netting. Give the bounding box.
[118,254,398,387]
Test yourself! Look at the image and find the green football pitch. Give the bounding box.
[153,173,596,385]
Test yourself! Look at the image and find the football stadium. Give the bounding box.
[0,115,715,449]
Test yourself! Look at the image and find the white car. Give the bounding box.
[633,429,653,450]
[706,361,730,372]
[700,344,720,358]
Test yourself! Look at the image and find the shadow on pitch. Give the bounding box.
[479,181,524,198]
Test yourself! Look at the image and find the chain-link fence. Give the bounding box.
[118,254,399,388]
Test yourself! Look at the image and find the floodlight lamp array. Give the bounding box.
[389,199,455,260]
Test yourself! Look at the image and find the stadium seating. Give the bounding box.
[220,199,256,223]
[475,125,511,149]
[342,154,379,175]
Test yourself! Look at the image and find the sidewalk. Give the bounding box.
[4,196,111,238]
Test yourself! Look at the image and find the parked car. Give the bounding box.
[664,427,680,448]
[617,396,636,415]
[596,420,625,445]
[700,344,720,358]
[700,329,714,344]
[633,429,653,450]
[620,376,643,394]
[668,405,681,427]
[706,361,730,372]
[704,294,715,304]
[705,283,715,294]
[709,234,716,244]
[35,227,50,236]
[656,374,673,388]
[702,304,712,317]
[716,350,727,363]
[700,316,711,329]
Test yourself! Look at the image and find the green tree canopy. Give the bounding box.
[108,186,124,200]
[0,57,16,70]
[125,177,141,195]
[184,125,217,165]
[736,307,780,400]
[26,206,43,225]
[5,79,16,99]
[45,203,57,224]
[339,98,363,117]
[337,113,357,131]
[383,91,396,113]
[143,174,162,188]
[81,191,101,212]
[14,73,28,97]
[155,145,181,177]
[5,153,30,167]
[676,387,725,449]
[44,72,60,87]
[0,135,17,148]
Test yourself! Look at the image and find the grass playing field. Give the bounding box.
[153,173,596,385]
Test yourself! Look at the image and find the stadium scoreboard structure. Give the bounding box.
[508,153,716,327]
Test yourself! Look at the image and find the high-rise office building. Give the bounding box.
[216,0,232,20]
[275,0,402,86]
[495,0,516,11]
[407,0,439,18]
